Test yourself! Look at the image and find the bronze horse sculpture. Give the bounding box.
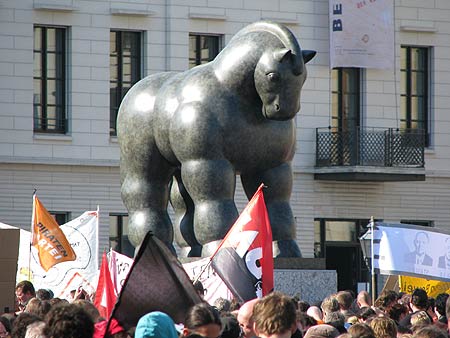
[117,21,315,257]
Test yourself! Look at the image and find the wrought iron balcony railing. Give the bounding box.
[316,127,425,168]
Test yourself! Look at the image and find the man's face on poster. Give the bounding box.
[414,232,428,255]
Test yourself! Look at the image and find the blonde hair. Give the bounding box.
[370,316,397,338]
[253,292,296,335]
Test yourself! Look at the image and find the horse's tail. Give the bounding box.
[230,21,304,74]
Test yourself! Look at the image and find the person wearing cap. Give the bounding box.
[135,311,178,338]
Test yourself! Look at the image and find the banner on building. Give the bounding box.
[329,0,394,69]
[399,276,450,297]
[373,222,450,281]
[17,210,99,299]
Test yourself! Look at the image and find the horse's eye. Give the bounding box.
[267,72,280,82]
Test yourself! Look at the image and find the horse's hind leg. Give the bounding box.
[170,170,202,257]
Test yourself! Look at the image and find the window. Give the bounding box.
[401,220,433,227]
[50,212,70,225]
[109,214,134,258]
[400,46,429,146]
[331,68,361,131]
[33,26,66,133]
[189,34,221,68]
[110,31,142,136]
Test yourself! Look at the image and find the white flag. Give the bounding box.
[25,210,99,299]
[373,222,450,281]
[329,0,394,69]
[108,249,133,295]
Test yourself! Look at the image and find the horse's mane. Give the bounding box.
[229,21,303,74]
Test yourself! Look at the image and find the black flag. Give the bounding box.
[107,231,202,330]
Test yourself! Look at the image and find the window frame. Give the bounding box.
[331,67,361,131]
[33,25,67,134]
[110,30,142,136]
[188,33,222,68]
[109,213,133,258]
[400,45,430,147]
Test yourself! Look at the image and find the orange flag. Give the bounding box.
[31,194,76,271]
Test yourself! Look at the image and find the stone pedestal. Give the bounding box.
[273,258,337,305]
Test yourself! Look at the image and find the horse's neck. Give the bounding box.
[212,41,261,97]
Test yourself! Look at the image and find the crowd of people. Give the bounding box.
[2,280,450,338]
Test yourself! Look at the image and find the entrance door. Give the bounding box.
[326,245,360,292]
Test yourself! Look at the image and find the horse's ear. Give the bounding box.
[273,48,293,63]
[302,50,316,64]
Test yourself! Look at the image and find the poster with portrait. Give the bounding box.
[373,222,450,281]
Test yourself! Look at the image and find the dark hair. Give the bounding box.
[411,288,428,309]
[347,323,376,338]
[184,303,221,330]
[375,290,398,310]
[11,312,41,338]
[387,303,409,322]
[44,303,94,338]
[412,325,448,338]
[336,291,353,310]
[36,289,52,301]
[0,317,11,334]
[15,281,35,296]
[298,301,310,313]
[435,293,448,317]
[356,307,376,321]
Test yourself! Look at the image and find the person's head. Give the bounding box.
[387,303,409,323]
[35,289,52,301]
[296,311,317,335]
[411,289,428,311]
[24,321,45,338]
[356,307,376,323]
[24,298,40,316]
[414,232,429,255]
[183,303,222,338]
[213,298,231,314]
[347,322,376,338]
[252,292,297,338]
[298,301,310,313]
[323,311,345,333]
[321,296,339,317]
[370,316,397,338]
[11,313,42,338]
[135,311,178,338]
[71,299,101,323]
[15,281,36,308]
[192,281,206,299]
[434,293,448,318]
[357,291,372,308]
[375,290,398,312]
[0,317,11,338]
[303,324,340,338]
[336,291,353,311]
[44,303,94,338]
[237,299,259,338]
[306,306,323,322]
[219,314,240,338]
[411,326,448,338]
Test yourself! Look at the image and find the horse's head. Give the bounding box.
[255,48,315,121]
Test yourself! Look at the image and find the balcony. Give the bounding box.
[314,127,425,181]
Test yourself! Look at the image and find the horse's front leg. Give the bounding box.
[241,162,302,257]
[181,158,239,257]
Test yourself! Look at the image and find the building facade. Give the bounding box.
[1,0,450,292]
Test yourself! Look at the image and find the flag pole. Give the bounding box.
[370,216,376,305]
[29,189,37,280]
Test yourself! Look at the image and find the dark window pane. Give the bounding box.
[110,30,142,135]
[47,28,56,52]
[189,34,221,68]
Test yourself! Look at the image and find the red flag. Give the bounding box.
[211,183,274,303]
[31,194,77,271]
[94,252,117,319]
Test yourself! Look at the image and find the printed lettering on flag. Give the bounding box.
[109,249,133,295]
[211,184,274,303]
[32,195,76,271]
